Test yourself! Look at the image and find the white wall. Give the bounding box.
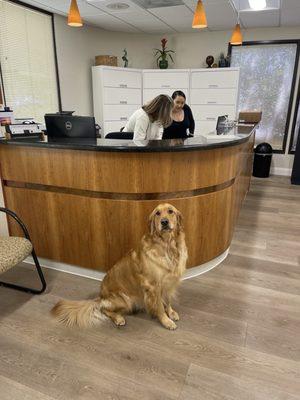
[54,15,299,173]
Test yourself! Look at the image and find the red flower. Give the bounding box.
[161,38,167,50]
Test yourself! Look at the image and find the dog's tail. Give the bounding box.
[51,298,108,328]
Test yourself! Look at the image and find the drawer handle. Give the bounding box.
[120,101,127,104]
[208,84,218,88]
[119,84,128,88]
[120,117,128,121]
[207,101,217,104]
[206,117,216,121]
[161,85,171,88]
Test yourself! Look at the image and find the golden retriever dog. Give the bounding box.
[51,203,188,330]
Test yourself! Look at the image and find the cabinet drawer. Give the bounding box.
[103,121,125,136]
[192,105,236,121]
[103,88,141,105]
[143,72,189,89]
[103,70,142,88]
[191,70,239,89]
[190,88,237,105]
[194,120,216,136]
[143,88,189,103]
[103,104,137,122]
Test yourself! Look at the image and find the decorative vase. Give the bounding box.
[206,55,214,68]
[159,59,168,69]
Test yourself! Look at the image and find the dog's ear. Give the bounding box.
[176,210,183,233]
[148,210,156,235]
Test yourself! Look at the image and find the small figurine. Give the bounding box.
[122,49,128,68]
[219,52,229,68]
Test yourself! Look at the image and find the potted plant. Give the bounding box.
[154,38,175,69]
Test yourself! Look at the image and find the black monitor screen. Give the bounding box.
[45,115,96,138]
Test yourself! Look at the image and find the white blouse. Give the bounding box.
[124,108,162,140]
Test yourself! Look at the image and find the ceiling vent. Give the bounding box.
[131,0,184,9]
[106,2,130,10]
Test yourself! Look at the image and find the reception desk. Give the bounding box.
[0,125,255,278]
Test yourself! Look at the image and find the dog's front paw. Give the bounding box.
[114,316,126,326]
[161,317,177,330]
[169,310,179,321]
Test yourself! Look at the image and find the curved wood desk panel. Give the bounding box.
[0,131,255,273]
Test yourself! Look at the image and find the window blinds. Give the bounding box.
[0,0,59,122]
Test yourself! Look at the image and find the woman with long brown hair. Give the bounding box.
[124,94,173,140]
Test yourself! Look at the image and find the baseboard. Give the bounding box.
[26,248,229,282]
[270,167,292,176]
[182,248,229,280]
[25,256,106,281]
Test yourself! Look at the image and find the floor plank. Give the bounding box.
[0,176,299,399]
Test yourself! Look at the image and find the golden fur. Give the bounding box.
[51,203,188,330]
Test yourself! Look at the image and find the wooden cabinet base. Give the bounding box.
[0,135,254,273]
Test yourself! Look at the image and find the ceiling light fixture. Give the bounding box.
[248,0,267,10]
[230,0,243,45]
[192,0,207,29]
[68,0,83,27]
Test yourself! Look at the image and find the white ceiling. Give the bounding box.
[20,0,300,33]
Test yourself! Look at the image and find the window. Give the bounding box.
[230,41,300,153]
[0,0,60,122]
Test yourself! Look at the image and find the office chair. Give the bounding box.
[0,207,46,294]
[105,132,134,140]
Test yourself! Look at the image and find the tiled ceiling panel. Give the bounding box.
[149,5,194,33]
[281,0,300,26]
[17,0,300,33]
[240,9,280,28]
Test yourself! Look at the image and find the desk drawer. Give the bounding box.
[143,72,189,89]
[103,70,141,89]
[192,105,236,121]
[103,104,137,121]
[191,88,237,105]
[191,70,239,89]
[103,88,141,105]
[143,88,189,103]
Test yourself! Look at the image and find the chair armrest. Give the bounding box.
[0,207,31,241]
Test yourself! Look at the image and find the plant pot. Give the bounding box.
[159,59,168,69]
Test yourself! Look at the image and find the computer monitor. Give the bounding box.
[45,114,96,138]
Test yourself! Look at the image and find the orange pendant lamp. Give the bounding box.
[192,0,207,29]
[68,0,83,27]
[230,23,243,45]
[230,0,242,45]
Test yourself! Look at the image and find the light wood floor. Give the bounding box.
[0,176,299,400]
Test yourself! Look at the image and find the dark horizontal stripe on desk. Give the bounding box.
[3,179,235,201]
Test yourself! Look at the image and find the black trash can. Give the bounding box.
[253,143,273,178]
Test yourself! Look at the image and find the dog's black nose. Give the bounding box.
[161,218,169,227]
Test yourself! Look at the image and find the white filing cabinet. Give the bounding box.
[143,69,190,103]
[190,68,240,136]
[92,67,239,137]
[92,66,142,136]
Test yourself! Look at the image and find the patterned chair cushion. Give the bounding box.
[0,237,33,274]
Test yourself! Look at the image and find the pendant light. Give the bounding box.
[68,0,83,27]
[192,0,207,29]
[230,0,242,45]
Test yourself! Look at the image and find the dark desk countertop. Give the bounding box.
[0,124,255,153]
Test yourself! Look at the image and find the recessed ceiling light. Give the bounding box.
[248,0,267,10]
[106,2,130,10]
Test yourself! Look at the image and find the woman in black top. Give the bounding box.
[162,91,195,139]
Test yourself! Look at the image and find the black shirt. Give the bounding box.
[163,104,195,139]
